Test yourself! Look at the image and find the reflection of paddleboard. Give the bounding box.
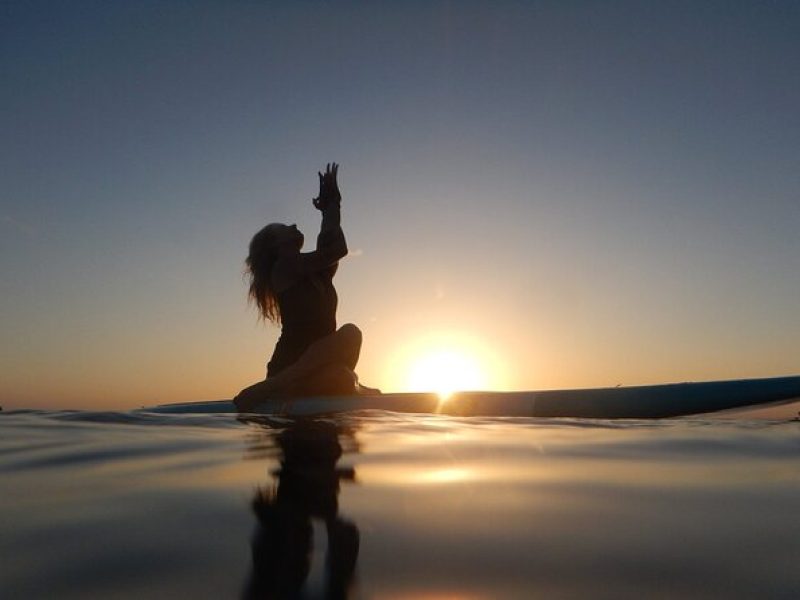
[146,375,800,419]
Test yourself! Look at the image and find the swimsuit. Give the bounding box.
[267,269,337,377]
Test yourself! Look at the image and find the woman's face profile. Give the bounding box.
[267,223,304,251]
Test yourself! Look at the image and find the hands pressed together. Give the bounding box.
[313,162,341,211]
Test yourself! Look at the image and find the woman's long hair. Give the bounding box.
[246,225,282,324]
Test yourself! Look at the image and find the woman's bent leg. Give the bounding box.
[337,323,362,371]
[234,325,363,411]
[268,324,362,388]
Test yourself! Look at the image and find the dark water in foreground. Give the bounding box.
[1,408,798,599]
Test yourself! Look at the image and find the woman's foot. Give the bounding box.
[356,382,381,395]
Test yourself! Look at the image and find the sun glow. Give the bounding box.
[407,349,487,399]
[386,331,507,399]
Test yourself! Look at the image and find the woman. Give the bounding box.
[234,163,375,412]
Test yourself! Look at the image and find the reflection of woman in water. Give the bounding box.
[243,420,360,599]
[235,163,377,411]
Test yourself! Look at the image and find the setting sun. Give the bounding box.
[384,331,509,398]
[407,349,488,399]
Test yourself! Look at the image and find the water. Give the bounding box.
[1,408,798,599]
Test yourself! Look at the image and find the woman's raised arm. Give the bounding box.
[314,163,347,259]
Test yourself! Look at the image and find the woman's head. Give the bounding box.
[246,223,304,323]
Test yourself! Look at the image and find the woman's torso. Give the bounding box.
[267,269,338,376]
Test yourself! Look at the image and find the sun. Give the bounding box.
[406,349,488,399]
[386,331,506,399]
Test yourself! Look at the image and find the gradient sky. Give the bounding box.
[2,1,799,409]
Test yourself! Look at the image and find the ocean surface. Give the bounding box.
[1,405,798,599]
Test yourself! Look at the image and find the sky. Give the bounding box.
[2,1,799,410]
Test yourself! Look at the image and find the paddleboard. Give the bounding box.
[147,375,800,418]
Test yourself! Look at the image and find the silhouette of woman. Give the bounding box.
[234,163,376,411]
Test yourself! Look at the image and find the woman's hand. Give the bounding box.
[313,162,341,211]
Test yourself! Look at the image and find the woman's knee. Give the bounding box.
[337,323,362,351]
